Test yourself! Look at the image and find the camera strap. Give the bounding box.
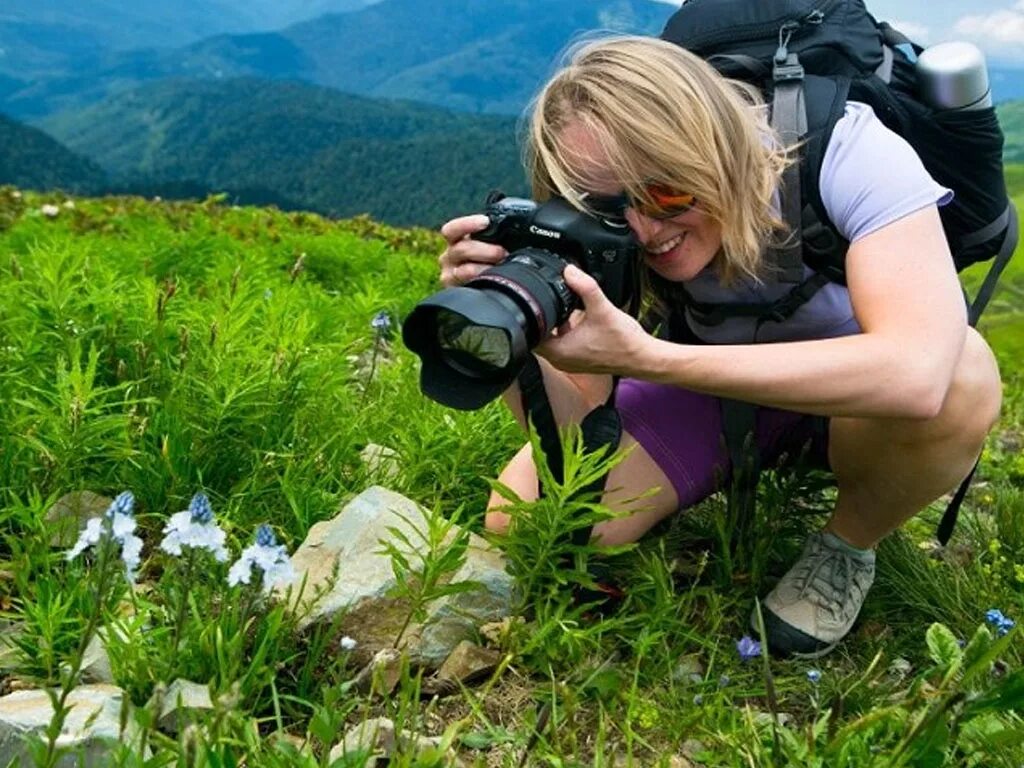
[517,354,623,549]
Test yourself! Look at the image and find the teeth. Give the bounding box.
[649,234,682,255]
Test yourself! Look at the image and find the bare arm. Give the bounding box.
[542,206,968,420]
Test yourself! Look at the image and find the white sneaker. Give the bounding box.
[754,531,876,659]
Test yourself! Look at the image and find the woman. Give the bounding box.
[437,36,1002,658]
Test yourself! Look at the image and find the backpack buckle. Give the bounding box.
[773,52,805,83]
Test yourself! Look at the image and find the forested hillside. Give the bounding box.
[0,114,107,194]
[40,79,526,226]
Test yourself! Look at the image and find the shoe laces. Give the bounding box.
[792,536,873,623]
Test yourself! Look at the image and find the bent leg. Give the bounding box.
[827,328,1002,548]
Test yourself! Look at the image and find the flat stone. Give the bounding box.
[436,641,502,686]
[284,486,513,667]
[155,679,214,734]
[0,684,139,766]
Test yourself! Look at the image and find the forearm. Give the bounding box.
[628,331,961,420]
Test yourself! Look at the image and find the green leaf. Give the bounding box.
[925,622,962,669]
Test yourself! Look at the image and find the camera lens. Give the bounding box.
[402,247,575,410]
[435,308,513,376]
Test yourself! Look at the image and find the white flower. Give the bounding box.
[65,491,143,581]
[66,517,104,561]
[159,493,229,561]
[340,636,357,651]
[40,204,60,218]
[227,524,296,590]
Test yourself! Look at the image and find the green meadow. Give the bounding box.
[0,174,1021,766]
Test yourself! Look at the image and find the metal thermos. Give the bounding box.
[916,41,993,111]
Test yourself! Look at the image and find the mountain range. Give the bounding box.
[2,0,1023,228]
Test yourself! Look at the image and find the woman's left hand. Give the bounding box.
[535,264,653,375]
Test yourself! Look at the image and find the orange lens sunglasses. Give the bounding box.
[582,182,697,220]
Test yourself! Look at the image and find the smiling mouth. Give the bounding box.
[646,232,686,257]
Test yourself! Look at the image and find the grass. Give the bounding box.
[0,182,1021,766]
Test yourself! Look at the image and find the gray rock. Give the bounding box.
[285,486,513,667]
[80,634,114,685]
[155,679,214,734]
[328,716,456,767]
[0,684,139,766]
[45,492,112,548]
[359,444,402,484]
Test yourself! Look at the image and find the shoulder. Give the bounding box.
[818,102,952,243]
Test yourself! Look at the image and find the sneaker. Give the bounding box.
[753,531,876,659]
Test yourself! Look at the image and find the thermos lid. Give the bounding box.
[917,41,992,110]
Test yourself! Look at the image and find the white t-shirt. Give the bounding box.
[682,101,953,344]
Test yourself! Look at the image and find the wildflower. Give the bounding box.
[736,635,762,661]
[160,492,229,561]
[340,636,357,651]
[227,524,296,590]
[718,674,730,688]
[40,204,59,218]
[370,310,393,339]
[66,491,145,581]
[692,694,704,706]
[807,669,822,684]
[985,608,1016,636]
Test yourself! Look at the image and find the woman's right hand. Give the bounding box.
[438,214,508,287]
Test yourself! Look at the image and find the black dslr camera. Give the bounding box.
[402,193,639,410]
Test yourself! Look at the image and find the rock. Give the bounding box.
[45,492,112,548]
[671,654,706,685]
[328,717,456,767]
[351,649,403,696]
[285,486,513,667]
[359,444,401,484]
[329,717,396,767]
[437,641,502,686]
[155,680,214,734]
[80,635,113,685]
[0,684,139,766]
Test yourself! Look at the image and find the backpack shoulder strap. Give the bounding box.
[795,74,852,282]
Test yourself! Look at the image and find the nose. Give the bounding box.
[624,208,665,245]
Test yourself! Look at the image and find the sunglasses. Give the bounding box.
[581,182,697,220]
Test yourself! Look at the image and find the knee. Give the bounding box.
[483,443,537,536]
[940,330,1002,443]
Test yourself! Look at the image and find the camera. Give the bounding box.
[402,192,640,410]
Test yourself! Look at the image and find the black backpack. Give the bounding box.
[658,0,1019,545]
[660,0,1019,328]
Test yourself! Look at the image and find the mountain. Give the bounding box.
[0,114,107,194]
[40,78,526,226]
[1001,101,1024,165]
[1,0,673,120]
[0,1,380,60]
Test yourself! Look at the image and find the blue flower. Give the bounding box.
[160,492,229,561]
[718,674,730,688]
[228,524,296,591]
[807,669,822,684]
[188,493,213,524]
[371,310,393,339]
[692,694,704,706]
[985,609,1016,636]
[66,490,145,581]
[736,635,762,661]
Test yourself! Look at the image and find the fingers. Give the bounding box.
[438,214,506,287]
[561,264,606,310]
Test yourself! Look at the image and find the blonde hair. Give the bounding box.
[524,35,792,284]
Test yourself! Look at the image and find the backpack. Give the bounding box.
[660,0,1019,328]
[657,0,1020,545]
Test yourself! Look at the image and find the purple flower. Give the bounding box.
[807,669,822,684]
[736,635,762,661]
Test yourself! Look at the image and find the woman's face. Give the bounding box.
[559,121,722,283]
